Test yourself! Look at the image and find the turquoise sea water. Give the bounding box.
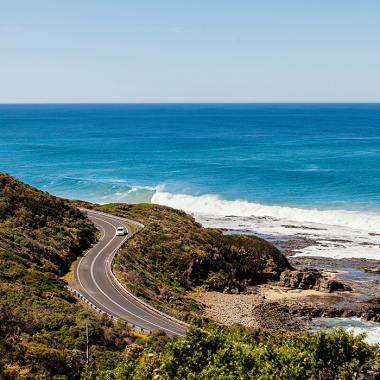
[1,104,380,259]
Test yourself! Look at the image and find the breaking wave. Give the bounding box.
[40,177,156,204]
[152,191,380,260]
[151,191,380,234]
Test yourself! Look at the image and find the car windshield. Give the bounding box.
[117,227,124,230]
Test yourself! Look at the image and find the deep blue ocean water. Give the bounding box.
[1,103,380,259]
[1,103,379,209]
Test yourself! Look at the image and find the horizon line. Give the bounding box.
[1,102,380,105]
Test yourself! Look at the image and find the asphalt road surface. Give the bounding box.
[74,210,186,336]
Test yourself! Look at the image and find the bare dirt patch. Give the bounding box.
[197,285,344,329]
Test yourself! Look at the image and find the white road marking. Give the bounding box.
[88,216,182,334]
[76,213,183,334]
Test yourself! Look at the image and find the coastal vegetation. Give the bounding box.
[83,326,377,380]
[0,173,148,379]
[0,173,379,379]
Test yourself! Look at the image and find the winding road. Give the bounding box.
[74,210,186,336]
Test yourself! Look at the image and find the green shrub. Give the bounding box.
[87,327,378,380]
[91,328,377,380]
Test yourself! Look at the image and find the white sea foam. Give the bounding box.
[151,191,380,260]
[151,191,380,233]
[311,318,380,345]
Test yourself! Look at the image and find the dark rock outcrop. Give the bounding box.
[316,278,352,292]
[260,271,280,283]
[279,268,351,292]
[364,267,380,274]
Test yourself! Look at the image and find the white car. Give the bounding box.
[116,226,125,236]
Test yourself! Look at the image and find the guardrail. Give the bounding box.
[108,248,191,329]
[78,208,190,330]
[66,286,152,334]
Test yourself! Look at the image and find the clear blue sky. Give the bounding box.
[1,0,379,103]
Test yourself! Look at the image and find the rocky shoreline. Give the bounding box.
[198,279,380,332]
[197,234,380,333]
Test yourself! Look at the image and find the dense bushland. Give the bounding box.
[0,172,97,277]
[82,326,378,380]
[0,286,142,379]
[0,173,144,379]
[71,201,291,321]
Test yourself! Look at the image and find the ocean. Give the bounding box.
[1,103,380,260]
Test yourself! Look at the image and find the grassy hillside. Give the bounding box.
[0,173,97,278]
[71,201,292,323]
[0,173,156,380]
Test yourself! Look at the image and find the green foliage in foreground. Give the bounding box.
[0,284,142,379]
[82,327,378,380]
